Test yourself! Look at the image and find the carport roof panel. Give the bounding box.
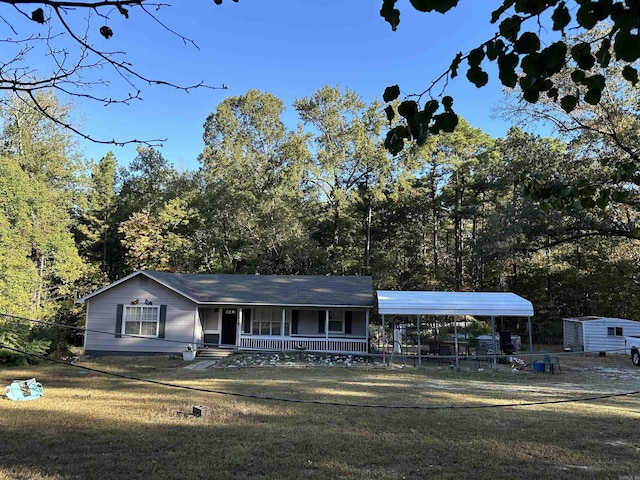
[376,291,534,317]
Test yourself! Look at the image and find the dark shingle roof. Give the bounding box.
[142,271,374,308]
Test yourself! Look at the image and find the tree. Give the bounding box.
[0,91,88,319]
[379,1,640,156]
[76,152,118,274]
[198,89,314,273]
[294,85,391,274]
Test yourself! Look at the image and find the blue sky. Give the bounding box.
[69,1,519,170]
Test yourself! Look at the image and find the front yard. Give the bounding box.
[1,351,639,479]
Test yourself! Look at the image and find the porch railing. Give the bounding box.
[238,335,368,354]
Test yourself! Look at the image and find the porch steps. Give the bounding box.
[196,348,235,359]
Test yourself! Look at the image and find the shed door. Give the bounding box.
[221,309,237,345]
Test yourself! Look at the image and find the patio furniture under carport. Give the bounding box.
[376,291,535,371]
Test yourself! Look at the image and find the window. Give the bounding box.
[328,310,344,333]
[251,308,287,336]
[124,305,160,337]
[607,326,623,337]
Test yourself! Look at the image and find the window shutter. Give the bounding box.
[243,309,252,334]
[318,310,325,333]
[345,311,352,334]
[158,305,167,338]
[115,304,123,338]
[292,310,299,334]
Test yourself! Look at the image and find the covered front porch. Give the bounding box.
[197,305,370,354]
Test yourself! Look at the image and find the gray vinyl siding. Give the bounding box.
[85,276,197,354]
[294,309,367,336]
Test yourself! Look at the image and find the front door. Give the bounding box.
[221,309,237,346]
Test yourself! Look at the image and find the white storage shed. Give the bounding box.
[563,316,640,354]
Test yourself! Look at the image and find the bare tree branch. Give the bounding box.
[0,1,227,146]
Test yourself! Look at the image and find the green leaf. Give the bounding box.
[380,0,401,31]
[497,52,519,87]
[551,2,571,31]
[409,0,459,14]
[466,66,489,87]
[513,32,540,54]
[560,95,578,113]
[513,0,548,15]
[491,0,515,23]
[522,87,540,103]
[485,39,505,60]
[499,15,522,42]
[571,70,586,84]
[398,100,418,119]
[540,41,567,76]
[584,74,605,90]
[423,99,439,115]
[467,47,485,67]
[384,129,405,155]
[576,3,597,29]
[595,38,612,67]
[100,25,113,39]
[581,196,596,209]
[383,85,401,102]
[571,43,595,70]
[431,112,458,133]
[117,5,129,18]
[449,52,463,78]
[584,88,602,105]
[592,0,612,21]
[384,105,395,122]
[442,95,454,110]
[595,191,609,209]
[622,65,639,85]
[614,30,640,62]
[31,8,45,24]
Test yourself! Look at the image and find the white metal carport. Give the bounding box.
[376,291,535,369]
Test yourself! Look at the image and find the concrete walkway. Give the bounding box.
[184,360,220,369]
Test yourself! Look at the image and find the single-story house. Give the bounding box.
[563,316,640,354]
[77,270,374,356]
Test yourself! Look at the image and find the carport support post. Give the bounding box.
[528,316,534,372]
[381,314,386,365]
[417,315,422,367]
[491,316,497,369]
[454,315,459,369]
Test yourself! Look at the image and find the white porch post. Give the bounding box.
[366,309,370,353]
[281,308,286,352]
[236,308,242,349]
[325,309,329,352]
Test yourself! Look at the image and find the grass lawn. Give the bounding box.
[1,350,639,479]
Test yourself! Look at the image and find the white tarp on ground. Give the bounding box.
[376,291,534,317]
